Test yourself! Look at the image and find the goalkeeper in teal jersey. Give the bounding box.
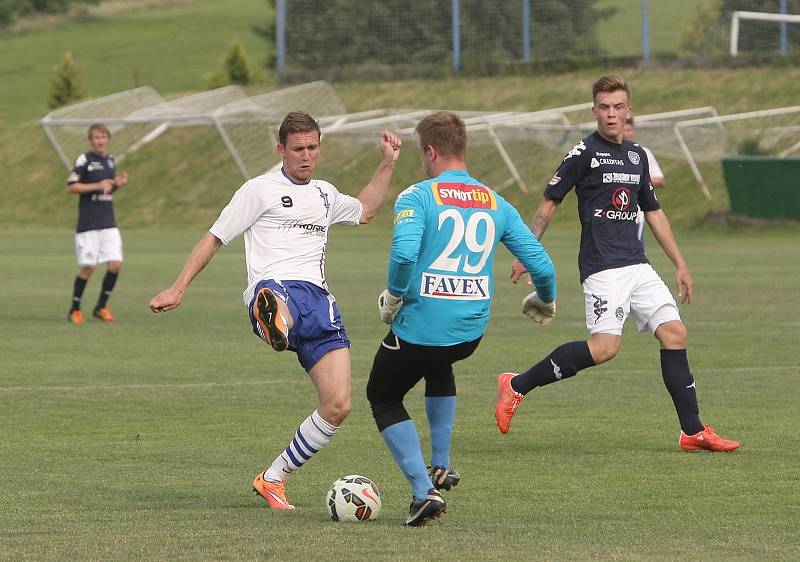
[366,112,557,526]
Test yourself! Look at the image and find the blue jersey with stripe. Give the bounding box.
[387,169,556,346]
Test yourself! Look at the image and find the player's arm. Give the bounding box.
[356,130,402,224]
[149,232,223,313]
[68,180,115,194]
[502,205,558,325]
[644,209,692,304]
[510,197,559,284]
[113,170,129,189]
[645,148,665,188]
[378,188,425,323]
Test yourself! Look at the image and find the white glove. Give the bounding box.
[522,292,556,326]
[378,290,403,325]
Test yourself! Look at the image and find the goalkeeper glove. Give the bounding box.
[522,292,556,326]
[377,290,403,324]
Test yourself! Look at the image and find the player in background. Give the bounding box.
[623,116,665,248]
[67,123,128,324]
[497,76,739,453]
[367,112,557,526]
[149,112,402,510]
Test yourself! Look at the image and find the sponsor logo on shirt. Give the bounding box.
[420,273,490,300]
[628,150,641,165]
[592,187,637,221]
[279,219,327,237]
[602,172,641,184]
[590,158,600,168]
[611,187,632,211]
[548,175,561,186]
[394,209,414,223]
[595,152,611,157]
[596,158,625,166]
[432,183,496,210]
[87,162,106,172]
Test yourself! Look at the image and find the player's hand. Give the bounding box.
[149,287,185,313]
[98,179,115,194]
[522,292,556,326]
[675,266,692,304]
[114,171,128,188]
[379,130,402,163]
[510,259,531,285]
[377,289,403,324]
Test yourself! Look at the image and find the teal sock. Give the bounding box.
[381,420,433,500]
[425,395,456,468]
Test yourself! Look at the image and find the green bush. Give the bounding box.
[204,40,258,88]
[0,0,100,27]
[47,51,87,109]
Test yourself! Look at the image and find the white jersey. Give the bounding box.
[642,146,663,180]
[209,167,363,305]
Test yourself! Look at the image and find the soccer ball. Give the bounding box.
[325,475,381,522]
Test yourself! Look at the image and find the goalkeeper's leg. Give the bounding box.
[367,333,433,501]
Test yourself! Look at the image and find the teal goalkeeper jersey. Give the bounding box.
[387,169,556,346]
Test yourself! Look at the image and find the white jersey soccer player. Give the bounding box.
[150,112,402,510]
[209,166,363,306]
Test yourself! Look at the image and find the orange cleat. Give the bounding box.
[253,472,295,510]
[680,425,740,452]
[254,288,289,351]
[93,307,114,323]
[495,373,524,434]
[68,310,86,324]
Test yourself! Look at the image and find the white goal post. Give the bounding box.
[730,10,800,56]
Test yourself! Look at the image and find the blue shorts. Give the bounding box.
[248,280,350,372]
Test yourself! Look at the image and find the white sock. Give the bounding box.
[263,410,338,482]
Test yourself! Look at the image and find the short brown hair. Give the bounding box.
[278,112,321,145]
[415,111,467,158]
[592,75,630,104]
[87,123,110,139]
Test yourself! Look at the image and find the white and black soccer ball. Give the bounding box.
[325,475,381,522]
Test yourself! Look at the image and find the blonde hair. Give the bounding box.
[414,111,467,158]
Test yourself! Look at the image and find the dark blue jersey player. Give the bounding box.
[66,123,128,324]
[496,75,739,453]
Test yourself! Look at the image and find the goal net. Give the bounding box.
[675,105,800,199]
[730,10,800,56]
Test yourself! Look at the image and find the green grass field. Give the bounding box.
[2,224,798,560]
[0,0,272,125]
[2,1,800,559]
[596,0,700,58]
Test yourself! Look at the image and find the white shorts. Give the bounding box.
[582,263,680,336]
[75,227,123,267]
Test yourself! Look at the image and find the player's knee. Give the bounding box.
[79,266,96,278]
[323,398,350,426]
[588,336,621,364]
[108,261,122,273]
[656,320,687,348]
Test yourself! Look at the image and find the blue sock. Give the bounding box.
[425,396,456,468]
[381,420,433,500]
